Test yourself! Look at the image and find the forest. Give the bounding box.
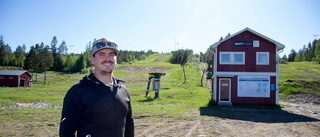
[0,34,319,77]
[0,35,198,76]
[281,39,320,63]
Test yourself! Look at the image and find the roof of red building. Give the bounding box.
[0,70,32,76]
[210,27,285,51]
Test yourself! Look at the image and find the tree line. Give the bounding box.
[0,35,155,76]
[169,49,193,65]
[281,39,320,64]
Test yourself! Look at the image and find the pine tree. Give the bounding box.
[51,36,58,54]
[58,40,68,55]
[41,45,54,82]
[0,35,5,66]
[288,49,297,62]
[315,40,320,64]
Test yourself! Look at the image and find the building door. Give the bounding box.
[219,78,231,102]
[20,79,25,87]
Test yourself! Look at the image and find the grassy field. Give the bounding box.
[279,62,320,95]
[115,53,210,119]
[0,53,211,136]
[0,54,319,136]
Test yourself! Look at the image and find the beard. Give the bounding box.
[100,69,113,75]
[99,60,115,75]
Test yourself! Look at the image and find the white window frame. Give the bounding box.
[220,53,231,64]
[256,52,269,65]
[220,52,245,65]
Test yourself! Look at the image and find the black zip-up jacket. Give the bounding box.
[59,73,134,137]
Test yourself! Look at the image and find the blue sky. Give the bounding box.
[1,0,319,57]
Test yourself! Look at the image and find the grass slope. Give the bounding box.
[279,62,320,95]
[0,54,319,136]
[115,53,210,119]
[0,53,210,136]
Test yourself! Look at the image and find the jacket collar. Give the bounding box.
[83,73,125,87]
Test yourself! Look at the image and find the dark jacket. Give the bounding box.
[59,73,134,137]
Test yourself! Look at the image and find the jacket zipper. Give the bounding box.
[112,86,118,136]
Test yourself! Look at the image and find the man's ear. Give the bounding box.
[90,56,95,64]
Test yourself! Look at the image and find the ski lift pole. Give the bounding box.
[145,75,153,97]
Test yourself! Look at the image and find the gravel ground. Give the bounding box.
[0,94,319,137]
[1,102,60,109]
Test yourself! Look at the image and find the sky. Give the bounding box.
[1,0,319,57]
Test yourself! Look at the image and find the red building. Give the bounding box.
[208,27,285,105]
[0,70,32,87]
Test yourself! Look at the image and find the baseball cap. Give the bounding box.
[91,38,119,57]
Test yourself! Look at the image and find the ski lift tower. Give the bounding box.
[145,72,166,98]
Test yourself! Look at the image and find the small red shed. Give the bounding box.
[0,70,32,87]
[208,27,285,105]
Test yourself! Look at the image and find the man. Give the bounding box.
[59,38,134,137]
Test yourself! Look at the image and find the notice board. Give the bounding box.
[237,76,270,97]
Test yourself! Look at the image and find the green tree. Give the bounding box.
[294,53,300,62]
[0,35,5,66]
[14,45,26,67]
[2,44,12,66]
[315,40,320,64]
[281,54,288,63]
[65,54,73,74]
[310,40,317,61]
[24,45,41,81]
[74,54,86,73]
[301,51,306,61]
[169,49,193,65]
[0,35,13,66]
[22,44,26,52]
[306,43,312,61]
[31,44,42,81]
[54,54,65,71]
[24,46,35,71]
[58,40,68,55]
[84,42,92,68]
[40,45,54,81]
[297,49,303,62]
[51,36,58,54]
[288,49,297,62]
[116,50,153,64]
[51,36,65,71]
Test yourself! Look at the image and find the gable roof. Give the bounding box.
[0,70,32,77]
[210,27,285,52]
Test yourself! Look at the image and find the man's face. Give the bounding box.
[91,48,117,75]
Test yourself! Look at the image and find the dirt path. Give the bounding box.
[134,95,320,137]
[0,97,319,137]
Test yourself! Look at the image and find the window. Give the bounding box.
[221,54,230,63]
[0,76,4,79]
[220,52,245,64]
[234,53,244,63]
[256,52,269,65]
[9,76,13,79]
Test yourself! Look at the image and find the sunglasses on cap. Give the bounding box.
[93,38,118,50]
